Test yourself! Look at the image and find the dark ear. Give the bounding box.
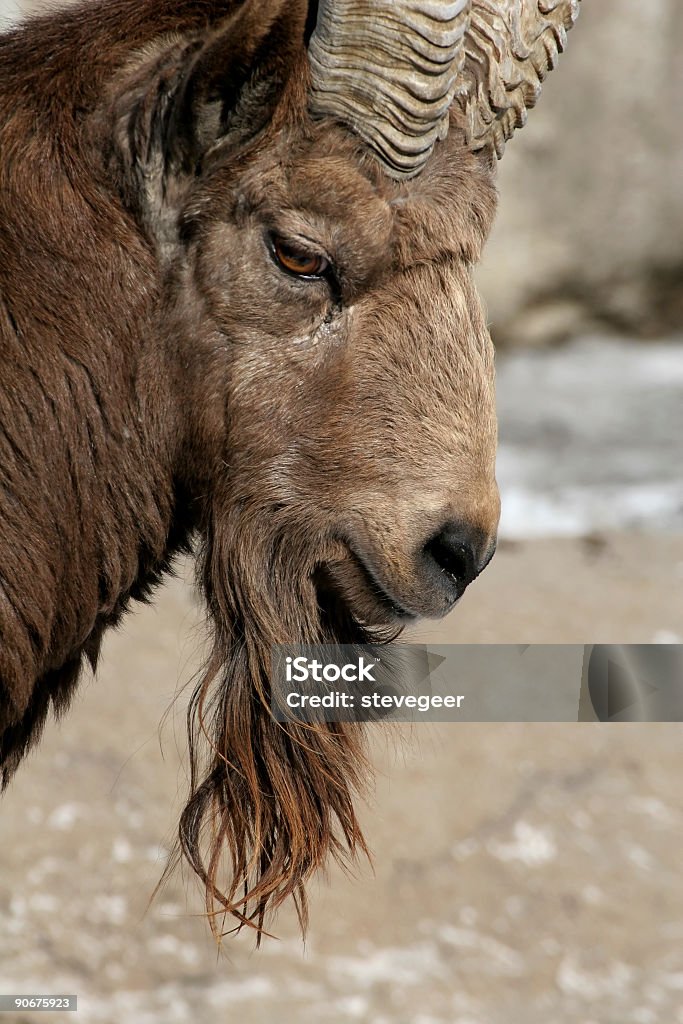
[166,0,307,173]
[104,0,306,216]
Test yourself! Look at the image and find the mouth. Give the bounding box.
[347,546,418,621]
[313,543,417,630]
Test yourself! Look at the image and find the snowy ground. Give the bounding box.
[496,336,683,538]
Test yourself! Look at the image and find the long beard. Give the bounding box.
[169,488,397,939]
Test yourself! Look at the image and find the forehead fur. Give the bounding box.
[189,68,497,276]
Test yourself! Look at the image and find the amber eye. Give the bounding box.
[271,235,329,278]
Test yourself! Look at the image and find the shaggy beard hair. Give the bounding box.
[165,486,398,940]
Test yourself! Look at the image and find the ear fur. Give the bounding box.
[166,0,307,172]
[101,0,307,228]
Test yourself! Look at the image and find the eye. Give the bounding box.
[271,235,330,278]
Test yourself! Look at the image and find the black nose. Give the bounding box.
[424,521,496,601]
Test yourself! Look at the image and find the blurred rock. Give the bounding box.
[502,299,589,349]
[479,0,683,344]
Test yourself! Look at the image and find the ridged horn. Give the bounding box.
[308,0,472,180]
[455,0,581,158]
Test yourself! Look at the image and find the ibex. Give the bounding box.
[0,0,579,935]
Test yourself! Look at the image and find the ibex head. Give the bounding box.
[101,0,581,619]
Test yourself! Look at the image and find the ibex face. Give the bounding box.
[170,121,499,624]
[104,2,505,628]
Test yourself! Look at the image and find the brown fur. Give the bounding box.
[0,0,500,935]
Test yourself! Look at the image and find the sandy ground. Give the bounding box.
[1,532,682,1024]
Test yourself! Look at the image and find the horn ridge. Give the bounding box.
[308,1,580,176]
[456,0,581,158]
[309,0,472,179]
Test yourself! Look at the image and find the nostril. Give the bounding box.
[426,534,476,588]
[423,520,496,601]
